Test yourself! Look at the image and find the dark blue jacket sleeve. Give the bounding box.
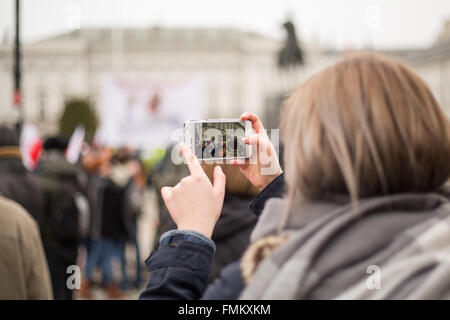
[202,261,244,299]
[249,173,285,216]
[139,230,215,300]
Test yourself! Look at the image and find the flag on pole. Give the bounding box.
[19,123,42,170]
[66,125,85,164]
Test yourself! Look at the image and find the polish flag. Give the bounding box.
[19,123,42,171]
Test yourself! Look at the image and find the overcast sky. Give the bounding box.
[1,0,449,49]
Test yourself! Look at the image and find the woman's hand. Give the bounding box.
[161,143,226,238]
[230,112,283,191]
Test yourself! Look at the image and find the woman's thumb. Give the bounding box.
[213,166,226,195]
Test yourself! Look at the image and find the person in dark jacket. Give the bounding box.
[149,144,190,246]
[34,136,84,300]
[105,148,142,292]
[82,147,139,298]
[140,53,450,300]
[80,147,113,299]
[0,125,44,225]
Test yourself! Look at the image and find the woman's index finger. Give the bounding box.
[181,143,205,177]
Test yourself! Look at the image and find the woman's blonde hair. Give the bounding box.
[281,52,450,204]
[242,52,450,283]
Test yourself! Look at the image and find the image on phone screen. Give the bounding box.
[187,121,249,160]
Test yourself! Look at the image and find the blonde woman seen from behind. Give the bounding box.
[140,52,450,300]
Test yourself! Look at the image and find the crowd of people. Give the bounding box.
[79,145,145,299]
[2,51,450,300]
[0,130,148,299]
[0,127,258,300]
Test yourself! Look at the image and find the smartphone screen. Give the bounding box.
[186,120,250,160]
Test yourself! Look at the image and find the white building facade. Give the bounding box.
[0,28,287,133]
[0,24,449,135]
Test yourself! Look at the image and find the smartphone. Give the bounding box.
[184,119,253,161]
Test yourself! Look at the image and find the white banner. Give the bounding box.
[96,77,206,150]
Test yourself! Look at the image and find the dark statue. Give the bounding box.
[278,21,304,68]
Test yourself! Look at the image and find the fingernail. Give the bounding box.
[161,187,171,198]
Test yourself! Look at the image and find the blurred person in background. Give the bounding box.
[81,147,140,298]
[202,164,258,280]
[0,125,44,226]
[0,196,52,299]
[34,136,85,300]
[140,52,450,300]
[80,146,115,299]
[79,145,110,256]
[148,144,190,250]
[123,158,145,289]
[107,148,139,292]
